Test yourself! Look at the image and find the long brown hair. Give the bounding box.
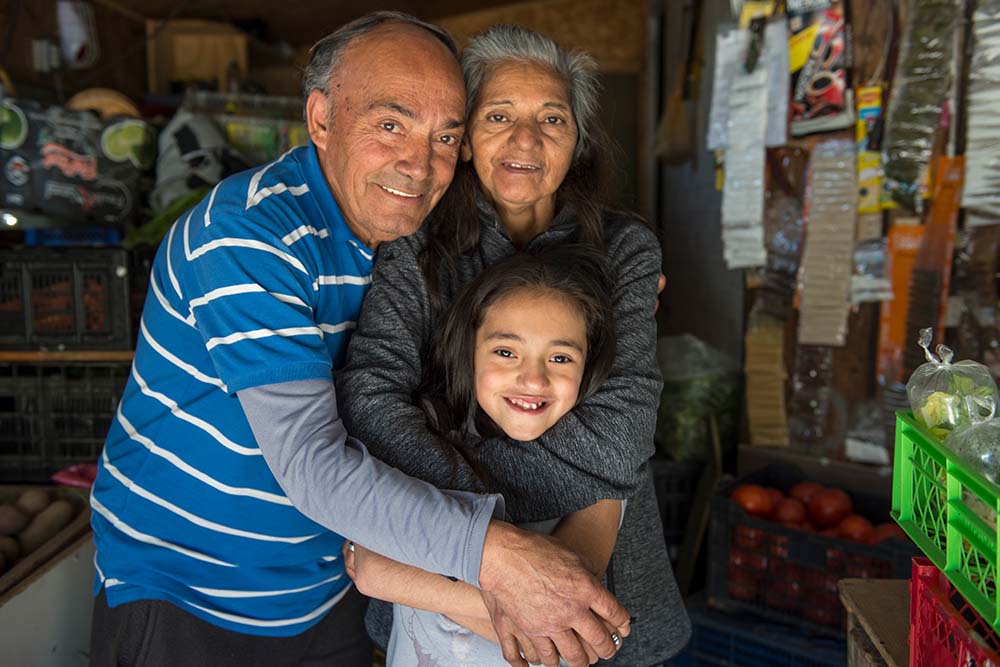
[419,244,616,442]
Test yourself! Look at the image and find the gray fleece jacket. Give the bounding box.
[337,201,690,666]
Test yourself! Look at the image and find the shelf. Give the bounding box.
[0,350,134,363]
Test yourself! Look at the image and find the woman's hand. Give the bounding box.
[655,273,666,313]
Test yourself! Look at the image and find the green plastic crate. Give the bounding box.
[892,411,1000,631]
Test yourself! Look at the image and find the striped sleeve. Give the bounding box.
[180,202,331,393]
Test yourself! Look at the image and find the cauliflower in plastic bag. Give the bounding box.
[946,395,1000,485]
[906,328,999,439]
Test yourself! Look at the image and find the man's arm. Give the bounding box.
[347,500,625,648]
[237,378,500,585]
[240,378,628,667]
[346,499,623,621]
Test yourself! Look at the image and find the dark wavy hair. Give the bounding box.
[419,244,616,442]
[420,25,615,316]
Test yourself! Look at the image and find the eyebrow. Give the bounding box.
[481,99,570,111]
[484,331,585,352]
[368,101,465,130]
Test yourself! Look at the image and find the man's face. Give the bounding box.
[307,24,466,249]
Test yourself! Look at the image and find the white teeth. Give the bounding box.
[509,398,542,410]
[507,162,538,170]
[380,185,420,198]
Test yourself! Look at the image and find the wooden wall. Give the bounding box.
[437,0,647,74]
[0,1,147,103]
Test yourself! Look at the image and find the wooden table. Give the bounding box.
[838,578,910,667]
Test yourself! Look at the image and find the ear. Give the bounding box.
[306,89,330,149]
[460,136,472,162]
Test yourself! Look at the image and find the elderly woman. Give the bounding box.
[338,25,689,667]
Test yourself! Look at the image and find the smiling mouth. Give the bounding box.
[504,396,550,413]
[501,161,541,172]
[379,185,423,199]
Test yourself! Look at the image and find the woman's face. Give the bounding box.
[464,61,578,215]
[473,287,587,441]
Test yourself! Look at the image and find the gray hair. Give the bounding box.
[461,25,601,160]
[301,11,458,115]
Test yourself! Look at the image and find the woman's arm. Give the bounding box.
[339,222,662,521]
[338,236,484,493]
[475,219,663,518]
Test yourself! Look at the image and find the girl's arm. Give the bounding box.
[346,499,624,642]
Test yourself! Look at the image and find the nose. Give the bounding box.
[396,136,432,182]
[510,119,542,150]
[517,359,550,391]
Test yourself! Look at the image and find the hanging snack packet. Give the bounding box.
[946,395,1000,483]
[906,328,999,439]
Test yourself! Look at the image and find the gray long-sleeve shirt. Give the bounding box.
[338,200,691,666]
[237,379,502,587]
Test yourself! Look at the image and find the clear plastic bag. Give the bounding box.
[906,328,1000,438]
[946,395,1000,483]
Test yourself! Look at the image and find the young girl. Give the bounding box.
[345,245,626,667]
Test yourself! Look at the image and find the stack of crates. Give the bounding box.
[0,247,135,481]
[893,411,1000,665]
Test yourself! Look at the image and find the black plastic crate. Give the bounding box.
[706,463,919,636]
[0,362,129,481]
[669,601,846,667]
[651,458,702,558]
[0,248,132,349]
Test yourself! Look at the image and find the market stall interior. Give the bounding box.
[2,0,1000,665]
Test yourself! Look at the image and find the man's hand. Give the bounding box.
[478,521,630,667]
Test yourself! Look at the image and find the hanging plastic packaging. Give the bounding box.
[882,0,961,211]
[946,395,1000,483]
[905,328,1000,438]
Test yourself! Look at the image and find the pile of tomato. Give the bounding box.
[729,481,905,544]
[721,480,911,628]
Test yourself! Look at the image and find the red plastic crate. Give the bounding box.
[911,557,1000,667]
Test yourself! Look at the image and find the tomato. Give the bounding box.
[764,486,785,507]
[773,497,807,524]
[731,484,775,518]
[790,481,825,505]
[838,514,873,543]
[868,522,907,545]
[808,488,854,528]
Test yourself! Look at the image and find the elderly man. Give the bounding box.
[89,11,628,667]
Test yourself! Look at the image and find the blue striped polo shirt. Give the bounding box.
[91,143,376,636]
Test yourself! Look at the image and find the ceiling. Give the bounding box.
[97,0,527,47]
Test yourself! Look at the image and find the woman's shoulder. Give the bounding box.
[600,208,659,258]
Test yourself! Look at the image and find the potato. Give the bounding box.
[0,536,18,563]
[15,489,51,518]
[17,500,75,555]
[0,504,29,536]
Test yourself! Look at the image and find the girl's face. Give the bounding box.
[473,287,587,441]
